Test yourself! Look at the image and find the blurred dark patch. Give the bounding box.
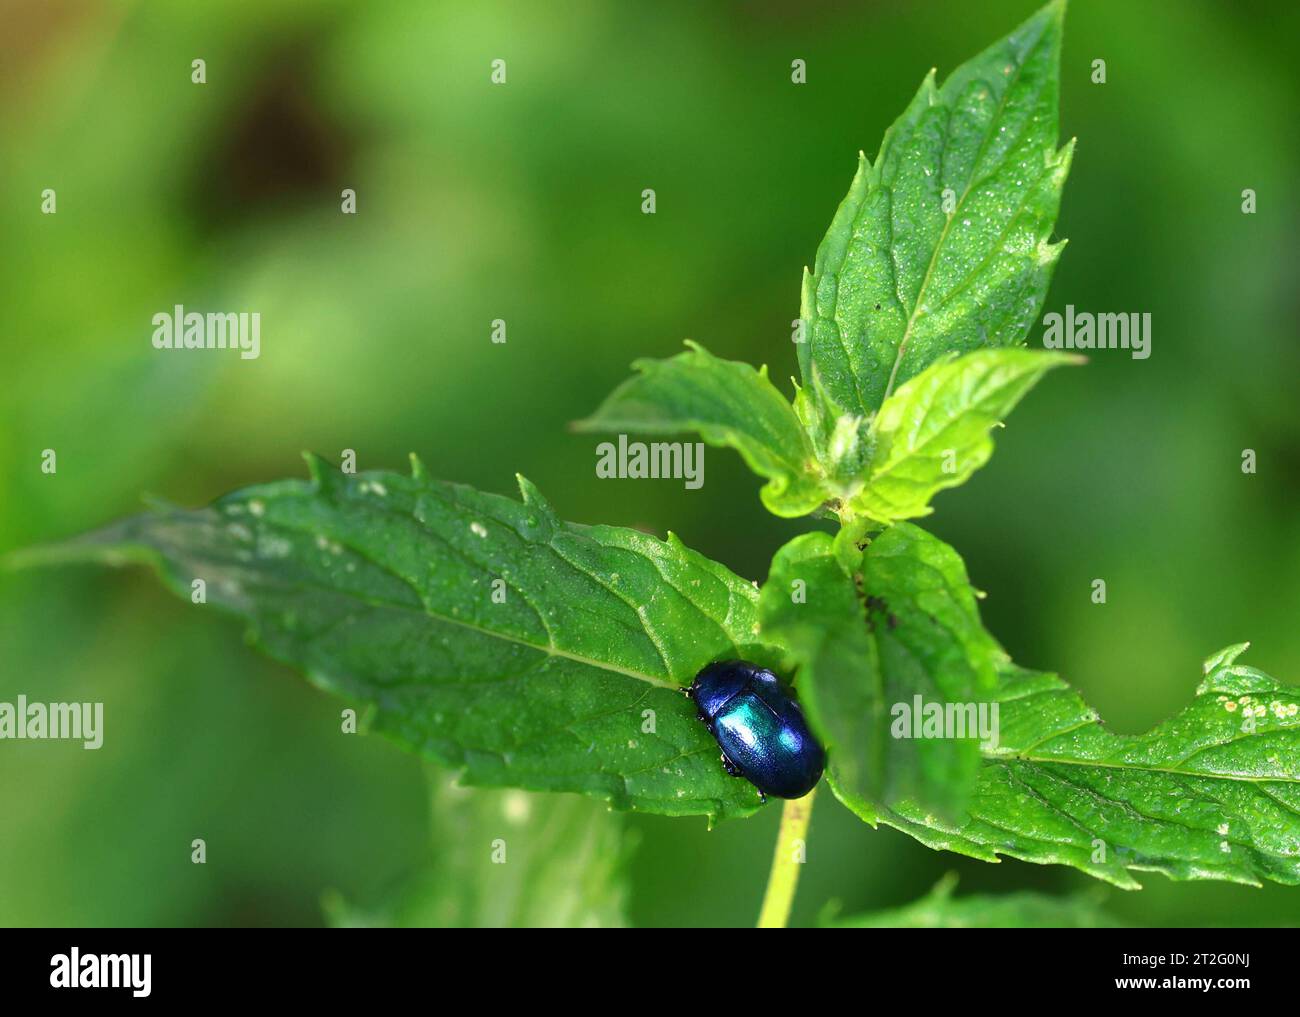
[187,36,352,233]
[204,880,323,928]
[0,0,99,120]
[1246,410,1300,508]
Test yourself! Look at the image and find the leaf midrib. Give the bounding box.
[986,748,1296,785]
[879,41,1036,406]
[865,372,1034,491]
[195,508,690,692]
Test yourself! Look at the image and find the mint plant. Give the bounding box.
[17,1,1299,926]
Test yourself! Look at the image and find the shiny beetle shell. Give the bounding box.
[687,660,825,800]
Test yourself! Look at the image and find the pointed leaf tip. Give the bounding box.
[799,0,1070,417]
[514,474,557,520]
[1203,642,1251,675]
[302,452,337,489]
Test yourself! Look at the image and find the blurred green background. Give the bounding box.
[2,0,1297,927]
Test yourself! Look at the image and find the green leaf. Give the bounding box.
[760,523,997,819]
[325,769,630,928]
[799,0,1071,422]
[822,872,1123,928]
[575,342,826,517]
[866,644,1300,889]
[843,348,1079,523]
[768,519,1300,889]
[16,456,775,821]
[760,532,878,799]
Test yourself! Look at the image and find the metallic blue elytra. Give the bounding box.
[688,660,825,800]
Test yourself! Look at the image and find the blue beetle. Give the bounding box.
[687,660,825,801]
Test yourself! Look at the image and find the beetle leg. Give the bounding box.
[757,790,767,804]
[719,752,741,777]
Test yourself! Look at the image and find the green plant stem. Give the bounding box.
[756,786,817,928]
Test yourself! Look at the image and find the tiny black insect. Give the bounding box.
[687,660,825,801]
